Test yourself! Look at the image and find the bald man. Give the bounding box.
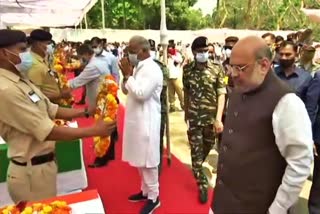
[210,36,313,214]
[119,35,162,214]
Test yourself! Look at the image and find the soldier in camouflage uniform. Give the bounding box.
[183,36,227,203]
[148,39,170,174]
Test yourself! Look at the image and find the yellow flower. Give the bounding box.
[24,207,33,214]
[43,205,52,213]
[2,210,9,214]
[6,206,14,211]
[104,117,113,122]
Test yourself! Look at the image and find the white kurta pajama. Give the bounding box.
[122,57,163,201]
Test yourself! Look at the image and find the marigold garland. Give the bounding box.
[0,201,71,214]
[52,50,81,107]
[94,75,119,157]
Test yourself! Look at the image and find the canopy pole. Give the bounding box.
[160,0,171,166]
[84,14,88,29]
[101,0,105,29]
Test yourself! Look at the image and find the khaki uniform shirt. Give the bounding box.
[27,51,60,97]
[0,68,58,162]
[183,60,227,126]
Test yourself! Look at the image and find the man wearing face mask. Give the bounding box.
[67,44,119,168]
[298,45,320,77]
[210,36,313,214]
[275,40,312,101]
[119,36,162,214]
[0,29,117,203]
[27,29,72,104]
[91,37,120,83]
[183,36,226,203]
[222,36,239,69]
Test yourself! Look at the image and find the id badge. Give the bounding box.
[28,91,41,103]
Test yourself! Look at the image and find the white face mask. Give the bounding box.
[128,53,139,66]
[47,44,54,55]
[150,51,156,60]
[93,47,102,55]
[225,49,232,58]
[196,52,209,63]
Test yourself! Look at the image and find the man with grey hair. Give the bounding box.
[119,35,163,214]
[210,36,313,214]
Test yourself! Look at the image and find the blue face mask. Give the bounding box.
[47,44,54,55]
[16,52,33,73]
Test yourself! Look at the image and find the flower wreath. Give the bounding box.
[0,201,71,214]
[53,54,74,107]
[93,75,119,157]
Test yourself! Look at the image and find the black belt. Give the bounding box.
[11,153,55,166]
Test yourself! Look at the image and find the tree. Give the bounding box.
[84,0,320,41]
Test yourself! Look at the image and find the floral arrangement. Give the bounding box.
[93,75,119,157]
[53,57,74,107]
[0,201,71,214]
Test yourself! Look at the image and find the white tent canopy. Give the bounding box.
[0,0,98,27]
[302,8,320,23]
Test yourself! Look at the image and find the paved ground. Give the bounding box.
[166,110,312,214]
[118,84,312,213]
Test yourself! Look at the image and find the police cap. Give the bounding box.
[0,29,27,48]
[30,29,52,42]
[191,36,208,51]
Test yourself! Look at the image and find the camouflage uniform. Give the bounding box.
[183,59,226,191]
[154,59,170,172]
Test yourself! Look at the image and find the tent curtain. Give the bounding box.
[302,9,320,23]
[0,0,98,27]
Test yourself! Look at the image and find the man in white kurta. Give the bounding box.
[120,36,163,214]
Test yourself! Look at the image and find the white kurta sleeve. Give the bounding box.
[269,93,313,214]
[125,66,161,101]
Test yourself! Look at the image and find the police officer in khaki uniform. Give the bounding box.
[0,29,116,203]
[27,29,71,104]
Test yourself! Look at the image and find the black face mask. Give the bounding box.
[279,58,295,68]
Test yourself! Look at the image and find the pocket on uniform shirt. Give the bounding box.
[7,163,29,190]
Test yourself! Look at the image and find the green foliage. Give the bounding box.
[84,0,320,41]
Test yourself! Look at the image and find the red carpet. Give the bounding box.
[71,78,213,213]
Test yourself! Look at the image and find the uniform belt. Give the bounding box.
[11,152,55,166]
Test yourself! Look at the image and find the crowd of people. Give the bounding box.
[1,26,320,214]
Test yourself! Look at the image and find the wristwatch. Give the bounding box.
[84,108,90,118]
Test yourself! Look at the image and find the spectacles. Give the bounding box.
[226,64,251,73]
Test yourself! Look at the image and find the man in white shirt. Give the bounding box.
[210,36,313,214]
[68,44,106,108]
[91,37,120,83]
[119,35,163,214]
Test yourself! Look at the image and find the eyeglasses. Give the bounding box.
[226,64,251,73]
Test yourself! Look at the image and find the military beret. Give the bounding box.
[148,39,156,48]
[191,36,208,51]
[225,36,239,43]
[30,29,52,41]
[0,29,27,48]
